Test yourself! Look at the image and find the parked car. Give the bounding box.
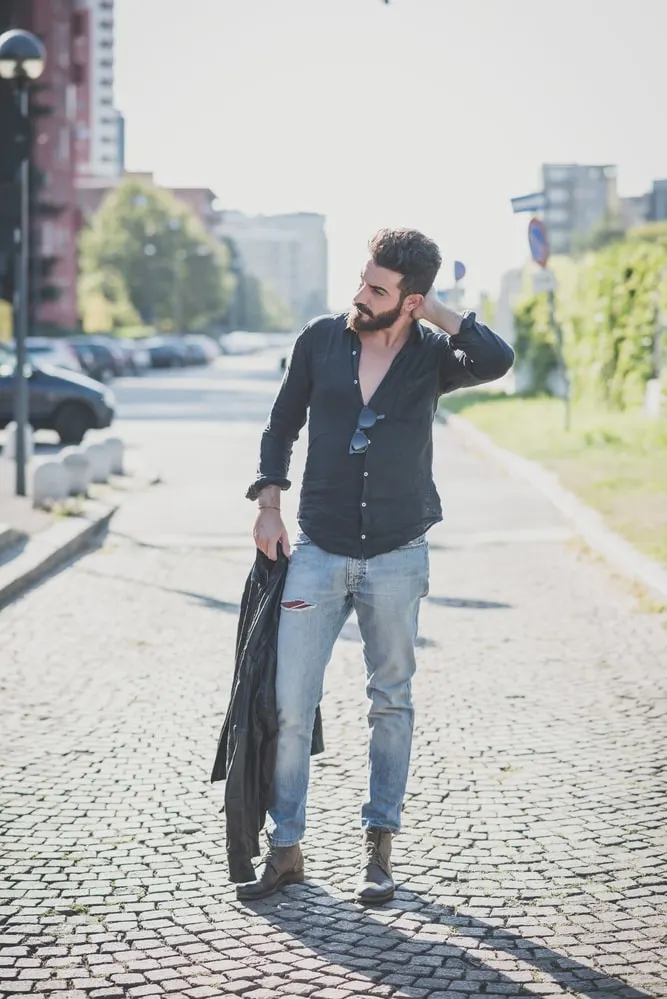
[143,336,188,369]
[113,339,151,375]
[24,337,82,373]
[0,342,115,444]
[68,338,119,383]
[183,334,220,364]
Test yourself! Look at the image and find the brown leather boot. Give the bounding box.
[354,828,395,905]
[236,843,304,901]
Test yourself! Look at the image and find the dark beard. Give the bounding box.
[348,297,405,333]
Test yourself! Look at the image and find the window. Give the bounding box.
[545,166,571,183]
[545,208,569,225]
[547,186,569,205]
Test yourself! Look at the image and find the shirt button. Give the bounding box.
[364,472,368,477]
[354,379,358,385]
[352,350,357,355]
[361,534,366,540]
[361,502,367,507]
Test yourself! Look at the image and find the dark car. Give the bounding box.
[0,342,115,444]
[68,338,119,383]
[143,336,188,368]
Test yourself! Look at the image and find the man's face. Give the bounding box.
[349,261,409,333]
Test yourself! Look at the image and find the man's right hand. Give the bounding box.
[253,508,291,561]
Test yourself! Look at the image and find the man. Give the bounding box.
[239,228,514,904]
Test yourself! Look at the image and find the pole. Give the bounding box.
[547,286,570,432]
[13,81,30,496]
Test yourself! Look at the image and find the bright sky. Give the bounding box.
[115,0,667,311]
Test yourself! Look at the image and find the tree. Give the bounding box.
[79,180,234,331]
[78,269,140,333]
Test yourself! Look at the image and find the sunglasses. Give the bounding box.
[349,406,385,454]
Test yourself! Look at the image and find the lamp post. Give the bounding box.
[0,29,46,496]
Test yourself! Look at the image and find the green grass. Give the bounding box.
[441,392,667,567]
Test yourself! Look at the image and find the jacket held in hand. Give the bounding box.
[211,546,324,883]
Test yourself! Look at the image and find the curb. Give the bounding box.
[0,500,118,610]
[442,411,667,606]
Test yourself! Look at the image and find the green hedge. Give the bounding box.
[514,229,667,409]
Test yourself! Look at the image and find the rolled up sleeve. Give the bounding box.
[246,330,312,500]
[437,311,514,395]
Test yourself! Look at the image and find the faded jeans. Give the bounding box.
[266,532,429,846]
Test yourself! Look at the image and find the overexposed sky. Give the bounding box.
[114,0,667,310]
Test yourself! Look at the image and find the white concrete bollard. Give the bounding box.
[33,460,69,508]
[3,421,34,462]
[84,442,112,484]
[60,447,92,496]
[103,437,125,475]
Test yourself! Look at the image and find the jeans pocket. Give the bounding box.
[294,531,313,547]
[397,535,426,550]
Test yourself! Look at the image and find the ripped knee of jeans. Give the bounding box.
[281,599,316,611]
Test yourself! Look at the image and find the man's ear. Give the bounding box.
[405,293,423,314]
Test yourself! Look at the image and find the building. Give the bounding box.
[649,179,667,222]
[76,174,219,237]
[542,163,619,254]
[216,211,328,325]
[0,0,81,329]
[0,0,122,329]
[619,193,651,231]
[72,0,122,180]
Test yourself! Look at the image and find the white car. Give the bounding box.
[24,337,83,373]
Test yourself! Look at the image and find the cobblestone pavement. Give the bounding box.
[1,357,666,999]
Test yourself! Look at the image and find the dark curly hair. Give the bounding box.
[369,228,442,297]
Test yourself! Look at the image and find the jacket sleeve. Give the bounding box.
[246,327,312,500]
[437,311,514,395]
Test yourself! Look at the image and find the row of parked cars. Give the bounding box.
[0,333,223,447]
[24,333,222,382]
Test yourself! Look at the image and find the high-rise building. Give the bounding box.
[542,163,619,254]
[73,0,122,179]
[216,211,328,325]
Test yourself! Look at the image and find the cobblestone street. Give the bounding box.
[1,355,666,999]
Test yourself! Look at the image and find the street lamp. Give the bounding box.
[0,29,46,497]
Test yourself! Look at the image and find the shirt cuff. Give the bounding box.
[245,476,291,501]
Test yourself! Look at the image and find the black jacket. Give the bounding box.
[211,547,324,883]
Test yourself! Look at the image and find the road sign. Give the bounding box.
[528,217,549,267]
[511,191,547,214]
[532,268,557,294]
[454,260,466,282]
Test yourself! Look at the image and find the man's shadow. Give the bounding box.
[240,883,648,999]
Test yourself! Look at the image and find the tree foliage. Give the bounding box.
[79,180,234,331]
[513,237,667,409]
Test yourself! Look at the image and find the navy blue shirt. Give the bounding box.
[248,312,514,558]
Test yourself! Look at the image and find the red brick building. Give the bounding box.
[14,0,82,329]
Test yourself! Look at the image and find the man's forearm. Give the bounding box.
[429,301,463,337]
[257,484,282,510]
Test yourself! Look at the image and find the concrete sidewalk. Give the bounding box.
[0,417,665,999]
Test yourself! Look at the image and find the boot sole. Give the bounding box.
[236,871,305,902]
[354,886,395,906]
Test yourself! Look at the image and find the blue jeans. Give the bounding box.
[267,532,429,846]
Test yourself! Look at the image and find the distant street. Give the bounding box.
[0,347,666,999]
